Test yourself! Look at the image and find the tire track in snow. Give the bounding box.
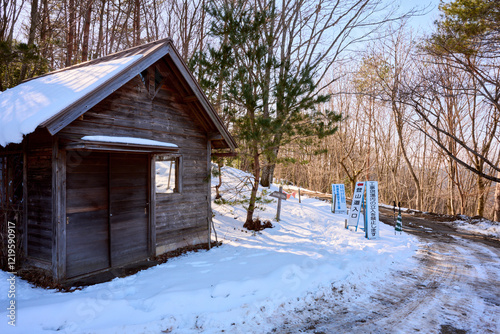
[274,234,500,334]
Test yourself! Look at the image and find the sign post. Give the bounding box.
[270,186,287,221]
[346,182,365,230]
[331,184,347,214]
[365,181,379,239]
[396,214,403,234]
[394,201,402,234]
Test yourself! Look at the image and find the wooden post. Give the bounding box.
[298,188,301,204]
[22,141,28,259]
[51,139,66,282]
[149,154,157,258]
[276,185,283,221]
[207,140,212,249]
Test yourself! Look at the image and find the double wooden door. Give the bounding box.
[66,152,149,278]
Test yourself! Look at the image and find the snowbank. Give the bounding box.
[0,167,418,333]
[450,218,500,239]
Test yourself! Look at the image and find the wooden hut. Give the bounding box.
[0,39,236,282]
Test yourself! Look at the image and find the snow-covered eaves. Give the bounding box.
[81,136,178,148]
[0,55,142,147]
[67,136,180,153]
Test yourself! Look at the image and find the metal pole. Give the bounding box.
[332,193,337,213]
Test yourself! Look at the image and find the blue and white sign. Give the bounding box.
[331,184,347,214]
[365,181,379,239]
[347,182,365,229]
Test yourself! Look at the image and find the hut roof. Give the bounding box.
[0,38,236,150]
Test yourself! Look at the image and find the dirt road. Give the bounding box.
[276,190,500,334]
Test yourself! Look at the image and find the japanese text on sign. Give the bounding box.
[346,182,365,228]
[365,181,379,239]
[331,184,347,214]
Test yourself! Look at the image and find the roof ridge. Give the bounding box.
[22,38,173,84]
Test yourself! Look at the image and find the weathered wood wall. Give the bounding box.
[65,151,149,278]
[66,151,109,278]
[109,153,149,265]
[25,129,53,263]
[58,63,210,256]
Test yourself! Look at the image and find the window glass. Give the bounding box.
[156,156,178,193]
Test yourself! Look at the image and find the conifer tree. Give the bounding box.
[193,0,340,228]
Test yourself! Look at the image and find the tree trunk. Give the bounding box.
[260,138,281,187]
[448,159,456,215]
[95,0,106,58]
[215,160,222,199]
[259,0,277,188]
[19,0,39,82]
[66,0,76,67]
[476,174,486,217]
[244,148,260,229]
[81,1,93,62]
[134,0,140,46]
[494,171,500,222]
[260,163,275,187]
[260,145,280,187]
[395,115,422,211]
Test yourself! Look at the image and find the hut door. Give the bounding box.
[109,153,149,267]
[66,152,149,278]
[66,152,110,278]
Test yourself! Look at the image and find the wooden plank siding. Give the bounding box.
[0,39,236,283]
[25,130,53,263]
[52,140,66,281]
[57,62,210,257]
[66,151,110,278]
[109,153,149,266]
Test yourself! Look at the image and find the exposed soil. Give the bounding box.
[243,217,274,231]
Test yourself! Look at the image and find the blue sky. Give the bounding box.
[399,0,443,34]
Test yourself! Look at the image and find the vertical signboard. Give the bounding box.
[346,182,365,229]
[331,184,347,214]
[365,181,379,239]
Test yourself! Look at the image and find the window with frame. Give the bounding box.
[155,155,180,194]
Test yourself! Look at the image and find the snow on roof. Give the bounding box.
[0,55,143,147]
[81,135,178,148]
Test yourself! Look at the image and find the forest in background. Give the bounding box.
[1,0,499,222]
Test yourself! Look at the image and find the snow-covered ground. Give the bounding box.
[1,167,419,333]
[448,217,500,239]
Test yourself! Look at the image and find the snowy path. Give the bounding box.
[275,227,500,334]
[0,168,419,334]
[1,167,498,333]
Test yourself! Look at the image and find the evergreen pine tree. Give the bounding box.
[192,0,341,228]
